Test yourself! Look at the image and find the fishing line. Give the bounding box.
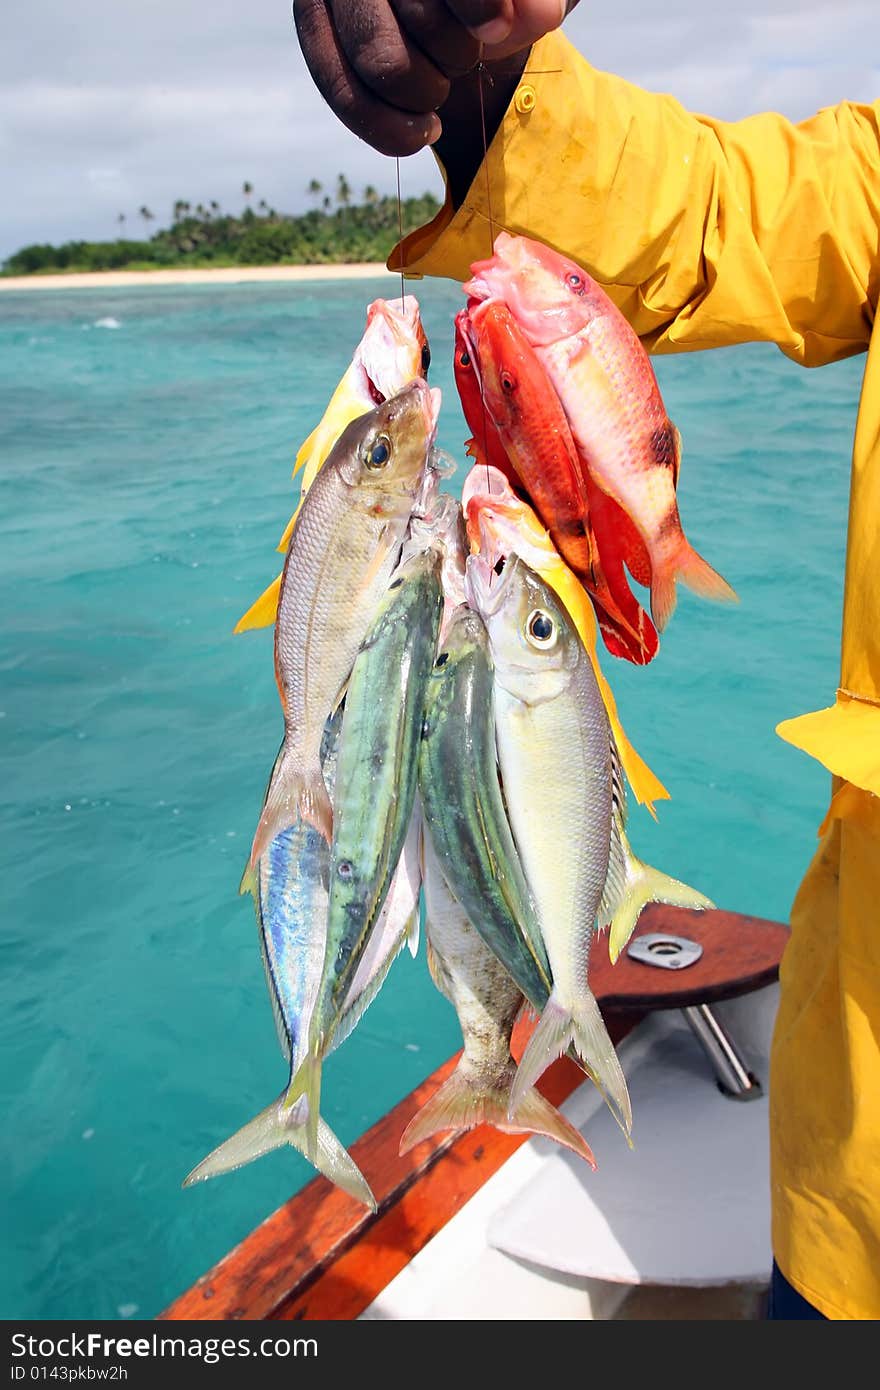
[395,157,406,310]
[476,54,494,503]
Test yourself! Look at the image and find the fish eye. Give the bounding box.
[435,652,449,668]
[459,349,470,368]
[500,371,516,393]
[526,609,556,647]
[566,271,584,292]
[421,343,431,373]
[365,434,392,469]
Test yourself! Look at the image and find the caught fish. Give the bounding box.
[465,233,737,630]
[467,554,712,1132]
[452,308,518,485]
[185,714,421,1205]
[401,491,469,639]
[289,548,444,1158]
[461,465,668,815]
[399,834,596,1165]
[465,298,658,665]
[418,605,552,1010]
[235,295,430,632]
[248,379,440,865]
[282,296,430,552]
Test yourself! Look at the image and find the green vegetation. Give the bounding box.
[2,178,442,276]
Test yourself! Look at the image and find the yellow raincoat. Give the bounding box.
[391,30,880,1319]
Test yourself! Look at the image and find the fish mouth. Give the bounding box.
[465,550,516,619]
[462,271,495,305]
[361,296,427,402]
[461,463,511,513]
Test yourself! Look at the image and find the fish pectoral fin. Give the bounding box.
[361,523,401,593]
[182,1092,376,1209]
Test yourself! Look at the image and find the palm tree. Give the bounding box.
[336,173,351,209]
[117,212,126,233]
[258,199,269,215]
[195,203,206,220]
[242,181,253,202]
[172,200,186,223]
[138,206,155,235]
[322,195,332,213]
[307,178,322,205]
[209,200,220,216]
[364,184,379,207]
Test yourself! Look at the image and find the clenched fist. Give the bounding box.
[293,2,576,158]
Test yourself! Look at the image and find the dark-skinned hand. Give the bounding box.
[293,2,578,158]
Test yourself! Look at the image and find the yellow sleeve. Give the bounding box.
[391,29,880,367]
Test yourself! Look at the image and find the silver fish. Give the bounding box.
[248,378,440,866]
[400,835,595,1164]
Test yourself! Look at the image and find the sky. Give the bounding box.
[2,0,878,259]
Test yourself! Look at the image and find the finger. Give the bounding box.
[294,0,441,156]
[329,0,451,115]
[390,1,481,79]
[445,0,514,45]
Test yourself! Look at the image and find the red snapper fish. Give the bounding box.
[452,308,519,485]
[464,233,737,631]
[464,298,658,665]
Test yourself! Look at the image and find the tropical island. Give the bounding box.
[2,178,442,277]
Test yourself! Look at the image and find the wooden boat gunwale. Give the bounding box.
[160,903,789,1322]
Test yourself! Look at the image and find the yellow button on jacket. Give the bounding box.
[391,29,880,1320]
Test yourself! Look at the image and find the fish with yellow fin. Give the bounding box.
[235,296,429,634]
[461,465,668,817]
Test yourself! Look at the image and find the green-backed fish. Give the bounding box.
[248,378,440,867]
[468,554,712,1134]
[400,834,596,1163]
[290,547,444,1157]
[418,605,551,1009]
[184,717,421,1205]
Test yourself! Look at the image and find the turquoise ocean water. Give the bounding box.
[0,278,862,1319]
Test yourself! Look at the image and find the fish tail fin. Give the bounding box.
[284,1052,324,1164]
[182,1092,375,1209]
[509,993,574,1118]
[400,1060,596,1167]
[607,856,714,965]
[654,541,738,629]
[249,747,332,866]
[649,569,678,633]
[511,991,632,1139]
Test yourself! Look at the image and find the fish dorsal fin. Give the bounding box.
[597,737,630,931]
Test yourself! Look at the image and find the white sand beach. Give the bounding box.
[0,263,400,292]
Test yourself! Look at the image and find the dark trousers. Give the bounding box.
[766,1261,826,1320]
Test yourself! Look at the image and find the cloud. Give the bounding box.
[1,0,877,258]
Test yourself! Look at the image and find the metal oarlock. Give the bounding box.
[627,934,763,1100]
